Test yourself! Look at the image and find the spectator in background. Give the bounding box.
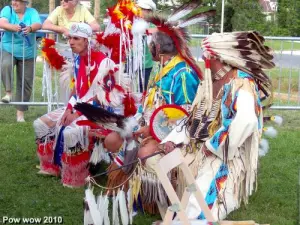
[0,0,42,122]
[136,0,156,91]
[42,0,100,38]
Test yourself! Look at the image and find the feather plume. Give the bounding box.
[89,142,111,175]
[178,10,216,28]
[103,194,110,225]
[168,0,201,22]
[259,138,269,157]
[264,115,283,126]
[96,32,126,64]
[85,189,102,225]
[96,194,104,224]
[123,93,137,117]
[263,126,278,138]
[132,18,149,35]
[119,190,129,225]
[272,115,283,126]
[113,191,120,225]
[83,201,94,225]
[41,38,66,70]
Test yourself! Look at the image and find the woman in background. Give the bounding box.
[0,0,42,122]
[42,0,100,38]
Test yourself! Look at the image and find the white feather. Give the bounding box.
[97,194,104,225]
[103,194,110,225]
[113,191,120,225]
[178,16,208,28]
[272,115,283,126]
[259,138,269,157]
[120,117,139,138]
[90,143,102,164]
[263,126,278,138]
[84,202,94,225]
[109,88,125,107]
[168,9,194,22]
[85,189,102,225]
[127,188,133,225]
[119,190,129,225]
[131,18,149,35]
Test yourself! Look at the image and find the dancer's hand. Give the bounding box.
[163,141,176,154]
[61,109,79,126]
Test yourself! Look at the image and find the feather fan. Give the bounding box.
[74,103,139,138]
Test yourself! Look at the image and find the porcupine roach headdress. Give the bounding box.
[201,31,275,106]
[146,5,216,80]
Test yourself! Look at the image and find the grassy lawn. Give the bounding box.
[0,107,299,225]
[265,40,300,51]
[0,56,299,224]
[267,67,300,96]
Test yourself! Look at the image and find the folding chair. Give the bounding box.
[154,148,216,225]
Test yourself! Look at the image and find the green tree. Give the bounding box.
[31,0,50,13]
[277,0,300,36]
[0,0,11,10]
[90,0,118,20]
[230,0,267,33]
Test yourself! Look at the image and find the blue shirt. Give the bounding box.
[155,58,200,105]
[0,6,41,59]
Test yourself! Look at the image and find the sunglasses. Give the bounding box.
[61,0,73,2]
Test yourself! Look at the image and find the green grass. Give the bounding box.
[0,56,300,224]
[0,106,299,224]
[265,40,300,51]
[267,67,300,94]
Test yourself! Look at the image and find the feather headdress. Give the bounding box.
[201,31,275,101]
[147,15,203,80]
[146,8,215,80]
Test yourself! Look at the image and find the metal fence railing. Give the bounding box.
[1,29,300,110]
[0,29,66,110]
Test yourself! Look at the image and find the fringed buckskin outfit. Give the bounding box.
[184,31,274,220]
